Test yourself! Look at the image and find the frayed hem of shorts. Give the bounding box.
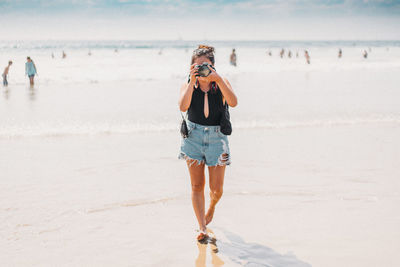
[207,153,231,167]
[178,152,205,167]
[207,162,231,167]
[178,152,231,167]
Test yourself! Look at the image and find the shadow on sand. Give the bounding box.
[198,228,312,267]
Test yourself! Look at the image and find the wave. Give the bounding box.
[0,116,399,139]
[85,196,181,214]
[1,40,400,51]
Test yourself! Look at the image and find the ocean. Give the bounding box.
[0,40,399,138]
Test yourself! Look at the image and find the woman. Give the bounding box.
[25,57,37,86]
[178,45,238,241]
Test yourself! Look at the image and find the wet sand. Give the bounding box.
[1,122,399,266]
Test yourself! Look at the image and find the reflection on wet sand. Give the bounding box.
[195,228,225,267]
[3,87,10,99]
[28,85,36,101]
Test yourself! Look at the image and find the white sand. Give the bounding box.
[1,123,399,266]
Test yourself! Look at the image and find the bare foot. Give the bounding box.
[197,231,209,243]
[205,206,215,225]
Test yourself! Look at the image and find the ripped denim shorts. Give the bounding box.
[179,120,231,167]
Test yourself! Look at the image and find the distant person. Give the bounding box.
[230,48,237,66]
[25,57,37,86]
[296,51,299,58]
[268,50,272,56]
[114,49,119,53]
[51,52,55,59]
[88,50,92,56]
[280,48,285,58]
[304,50,310,64]
[62,51,67,59]
[363,50,368,59]
[338,48,342,58]
[288,50,292,58]
[2,61,12,86]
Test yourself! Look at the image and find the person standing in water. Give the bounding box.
[304,50,310,64]
[2,61,12,87]
[25,57,37,86]
[363,50,368,59]
[230,48,237,66]
[338,48,342,58]
[179,45,237,241]
[62,51,67,59]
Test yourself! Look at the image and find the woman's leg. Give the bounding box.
[206,165,226,225]
[187,159,207,232]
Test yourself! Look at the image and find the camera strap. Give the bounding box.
[180,111,187,121]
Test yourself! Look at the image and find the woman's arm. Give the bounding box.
[179,79,195,112]
[213,75,237,107]
[179,64,198,112]
[33,62,37,74]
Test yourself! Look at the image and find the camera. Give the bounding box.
[196,63,212,77]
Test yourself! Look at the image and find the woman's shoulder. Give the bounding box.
[222,76,231,85]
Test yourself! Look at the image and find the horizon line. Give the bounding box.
[1,39,400,42]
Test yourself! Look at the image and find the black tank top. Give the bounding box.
[188,83,224,126]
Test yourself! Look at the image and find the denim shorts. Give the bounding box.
[179,120,231,166]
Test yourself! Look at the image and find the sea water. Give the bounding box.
[0,40,399,138]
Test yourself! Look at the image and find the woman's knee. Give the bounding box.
[191,183,205,192]
[211,189,223,199]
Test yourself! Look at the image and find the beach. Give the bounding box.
[1,41,400,266]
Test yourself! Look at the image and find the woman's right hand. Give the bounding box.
[188,63,199,84]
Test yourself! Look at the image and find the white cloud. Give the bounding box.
[0,0,399,40]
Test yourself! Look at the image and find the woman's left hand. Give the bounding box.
[203,65,220,82]
[207,65,238,107]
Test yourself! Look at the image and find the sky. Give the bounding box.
[0,0,399,40]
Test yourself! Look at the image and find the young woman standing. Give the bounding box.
[179,45,237,241]
[25,57,37,86]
